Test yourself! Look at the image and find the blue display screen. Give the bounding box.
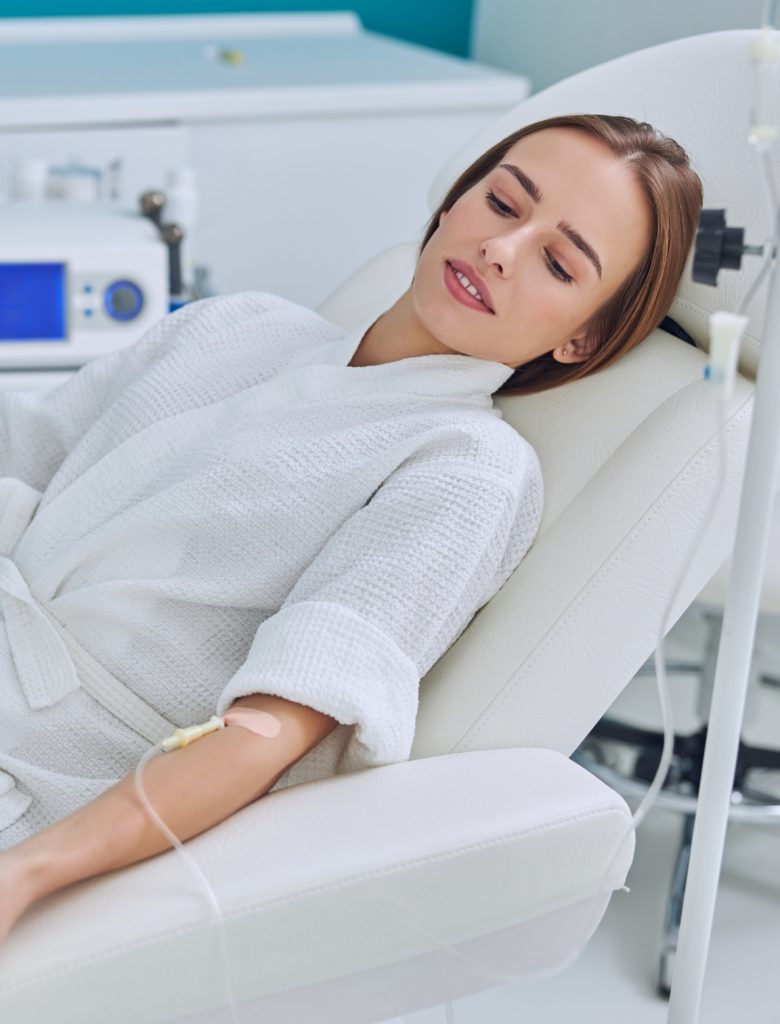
[0,263,66,341]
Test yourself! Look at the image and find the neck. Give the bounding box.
[348,287,455,367]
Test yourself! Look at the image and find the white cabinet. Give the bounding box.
[0,13,529,311]
[189,111,512,310]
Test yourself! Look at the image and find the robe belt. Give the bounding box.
[0,560,177,742]
[0,480,176,741]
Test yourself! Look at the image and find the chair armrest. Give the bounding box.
[0,748,634,1023]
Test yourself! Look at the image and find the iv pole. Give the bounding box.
[667,26,780,1024]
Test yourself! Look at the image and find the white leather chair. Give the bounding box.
[0,29,769,1024]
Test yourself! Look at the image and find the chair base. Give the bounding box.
[574,732,780,1002]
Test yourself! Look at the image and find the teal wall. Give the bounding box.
[0,1,475,58]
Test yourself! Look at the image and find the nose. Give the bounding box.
[480,222,535,277]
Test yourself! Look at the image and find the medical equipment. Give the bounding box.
[0,202,168,371]
[161,224,185,308]
[138,170,199,308]
[139,189,166,228]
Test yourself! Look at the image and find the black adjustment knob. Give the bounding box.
[721,223,745,270]
[693,209,745,286]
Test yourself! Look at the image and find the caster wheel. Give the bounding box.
[657,947,674,999]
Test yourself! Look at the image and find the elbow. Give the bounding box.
[228,692,340,766]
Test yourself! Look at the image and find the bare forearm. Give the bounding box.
[14,694,338,906]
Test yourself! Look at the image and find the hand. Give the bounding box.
[0,848,37,946]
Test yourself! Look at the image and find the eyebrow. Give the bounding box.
[497,162,603,279]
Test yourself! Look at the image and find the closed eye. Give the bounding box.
[485,190,574,284]
[545,252,574,284]
[485,189,515,217]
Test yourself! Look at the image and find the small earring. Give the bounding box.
[563,347,568,356]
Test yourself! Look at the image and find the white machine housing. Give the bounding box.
[0,202,168,375]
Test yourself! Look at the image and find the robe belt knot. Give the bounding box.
[0,480,176,738]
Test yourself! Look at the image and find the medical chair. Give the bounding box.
[0,29,769,1024]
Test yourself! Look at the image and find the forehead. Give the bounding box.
[495,127,651,285]
[500,126,626,185]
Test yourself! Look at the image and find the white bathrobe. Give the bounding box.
[0,291,543,850]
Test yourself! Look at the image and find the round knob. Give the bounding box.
[104,280,144,321]
[693,209,745,286]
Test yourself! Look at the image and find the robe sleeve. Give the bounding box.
[0,292,281,492]
[215,439,544,776]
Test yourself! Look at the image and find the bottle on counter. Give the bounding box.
[9,157,49,201]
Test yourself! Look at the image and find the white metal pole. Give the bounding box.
[667,269,780,1021]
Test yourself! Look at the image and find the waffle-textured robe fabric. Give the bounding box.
[0,291,543,849]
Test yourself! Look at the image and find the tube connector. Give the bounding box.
[748,26,780,62]
[748,28,780,144]
[705,311,748,400]
[160,715,225,752]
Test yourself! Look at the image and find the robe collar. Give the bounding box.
[330,314,517,402]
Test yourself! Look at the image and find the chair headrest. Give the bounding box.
[427,29,770,379]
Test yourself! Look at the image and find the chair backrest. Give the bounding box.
[318,30,760,761]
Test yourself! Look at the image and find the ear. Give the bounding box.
[553,330,597,365]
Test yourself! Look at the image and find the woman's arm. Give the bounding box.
[0,693,338,941]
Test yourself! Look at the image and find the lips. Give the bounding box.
[447,259,495,313]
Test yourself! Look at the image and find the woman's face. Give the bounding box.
[412,127,653,368]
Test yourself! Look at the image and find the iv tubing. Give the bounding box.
[135,716,245,1024]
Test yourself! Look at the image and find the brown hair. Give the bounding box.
[418,114,703,396]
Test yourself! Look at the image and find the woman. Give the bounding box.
[0,114,702,938]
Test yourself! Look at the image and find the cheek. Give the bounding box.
[511,281,587,345]
[515,277,565,322]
